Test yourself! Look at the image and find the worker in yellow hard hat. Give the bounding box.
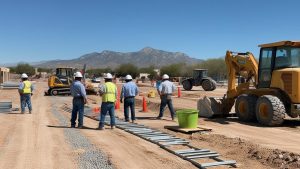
[18,73,34,114]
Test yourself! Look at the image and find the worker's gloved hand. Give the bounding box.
[120,99,123,103]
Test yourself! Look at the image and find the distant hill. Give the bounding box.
[35,47,203,69]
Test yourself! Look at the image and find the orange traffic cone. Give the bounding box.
[115,99,120,109]
[115,87,121,109]
[142,96,148,112]
[178,86,181,98]
[93,107,100,113]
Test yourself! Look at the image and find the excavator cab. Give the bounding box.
[55,68,74,85]
[198,41,300,126]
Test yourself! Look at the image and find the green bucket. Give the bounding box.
[176,109,199,129]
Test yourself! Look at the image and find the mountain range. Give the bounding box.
[13,47,203,69]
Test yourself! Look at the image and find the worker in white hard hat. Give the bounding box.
[97,73,117,130]
[70,71,88,128]
[18,73,34,114]
[120,74,139,123]
[157,74,176,120]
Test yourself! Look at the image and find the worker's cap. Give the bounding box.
[74,72,83,78]
[125,75,132,80]
[104,73,113,79]
[162,74,169,79]
[21,73,28,78]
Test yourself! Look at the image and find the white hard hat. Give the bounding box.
[21,73,28,78]
[125,75,132,80]
[105,73,113,79]
[74,72,83,78]
[162,74,169,79]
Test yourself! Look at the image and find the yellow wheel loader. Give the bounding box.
[198,41,300,126]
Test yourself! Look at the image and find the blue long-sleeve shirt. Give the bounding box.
[159,80,176,95]
[120,81,139,99]
[70,80,87,98]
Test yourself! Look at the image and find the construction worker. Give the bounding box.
[70,72,88,128]
[157,74,176,120]
[18,73,34,114]
[98,73,117,130]
[120,74,139,123]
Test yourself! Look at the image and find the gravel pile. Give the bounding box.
[51,101,113,169]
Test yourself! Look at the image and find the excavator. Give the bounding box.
[198,41,300,126]
[45,65,96,96]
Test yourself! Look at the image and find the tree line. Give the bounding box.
[9,58,227,81]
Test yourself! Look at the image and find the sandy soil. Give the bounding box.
[0,81,195,169]
[2,80,300,169]
[130,83,300,154]
[0,81,76,169]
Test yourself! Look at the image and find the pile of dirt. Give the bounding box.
[192,134,300,169]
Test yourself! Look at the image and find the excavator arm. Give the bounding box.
[198,51,258,117]
[225,51,258,98]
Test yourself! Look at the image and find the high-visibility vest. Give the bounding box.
[102,82,116,102]
[23,81,32,94]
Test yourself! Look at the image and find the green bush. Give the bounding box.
[115,64,139,78]
[14,63,35,76]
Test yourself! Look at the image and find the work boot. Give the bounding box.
[156,116,162,120]
[125,119,129,122]
[131,120,135,123]
[71,125,75,128]
[21,111,25,114]
[111,126,116,129]
[29,111,32,114]
[96,127,104,130]
[77,125,83,129]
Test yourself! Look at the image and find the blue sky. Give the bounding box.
[0,0,299,63]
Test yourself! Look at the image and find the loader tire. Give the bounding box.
[202,79,214,91]
[235,94,257,121]
[182,80,192,91]
[255,95,285,126]
[50,89,58,96]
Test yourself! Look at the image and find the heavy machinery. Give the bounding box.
[198,41,300,126]
[46,65,96,96]
[182,69,217,91]
[46,67,75,96]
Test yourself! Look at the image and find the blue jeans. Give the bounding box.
[21,94,32,112]
[124,97,136,121]
[71,98,84,127]
[99,102,116,128]
[159,95,175,119]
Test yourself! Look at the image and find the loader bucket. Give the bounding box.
[197,96,232,118]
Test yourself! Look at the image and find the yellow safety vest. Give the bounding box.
[23,81,32,94]
[102,82,117,102]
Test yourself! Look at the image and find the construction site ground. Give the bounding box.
[0,80,300,169]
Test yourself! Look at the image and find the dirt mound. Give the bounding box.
[192,134,300,169]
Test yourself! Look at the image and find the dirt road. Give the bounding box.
[1,81,300,169]
[0,82,76,169]
[0,81,194,169]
